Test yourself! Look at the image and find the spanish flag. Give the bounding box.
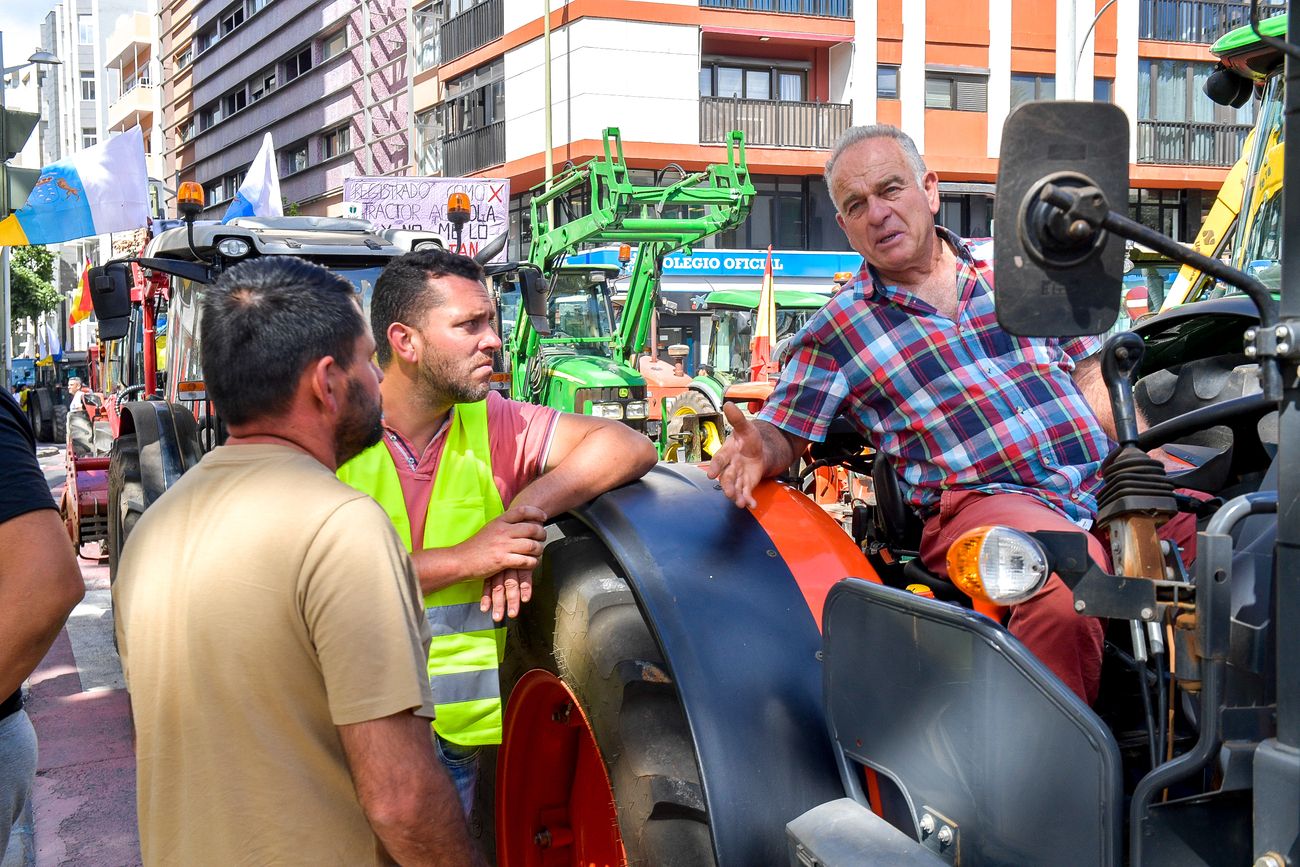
[0,126,148,247]
[69,259,93,326]
[749,245,777,381]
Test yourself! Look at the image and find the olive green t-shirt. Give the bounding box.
[114,444,435,866]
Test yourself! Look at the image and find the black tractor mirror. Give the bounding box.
[993,101,1128,337]
[519,268,551,336]
[87,262,133,341]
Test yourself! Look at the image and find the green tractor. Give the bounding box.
[663,287,832,461]
[506,127,754,445]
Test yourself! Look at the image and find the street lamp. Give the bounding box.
[1,32,62,392]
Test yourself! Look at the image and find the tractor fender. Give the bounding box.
[118,401,203,505]
[571,462,852,866]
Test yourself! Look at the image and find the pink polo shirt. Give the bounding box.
[382,391,560,550]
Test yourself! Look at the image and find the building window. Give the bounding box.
[700,61,807,102]
[175,47,193,71]
[441,58,505,138]
[251,72,276,102]
[220,7,246,36]
[322,28,348,61]
[1130,188,1187,241]
[222,89,248,117]
[925,71,988,112]
[415,108,441,175]
[283,47,312,83]
[177,120,195,144]
[414,3,439,71]
[1094,77,1113,103]
[80,71,96,101]
[81,127,98,148]
[78,15,93,44]
[1138,59,1252,124]
[1009,73,1055,109]
[282,142,309,174]
[322,125,351,159]
[877,65,899,100]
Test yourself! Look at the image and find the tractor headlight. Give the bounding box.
[216,238,251,258]
[624,400,648,420]
[590,401,624,419]
[946,526,1050,605]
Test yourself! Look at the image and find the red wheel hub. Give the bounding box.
[496,669,626,866]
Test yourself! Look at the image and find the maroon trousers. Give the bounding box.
[918,490,1198,704]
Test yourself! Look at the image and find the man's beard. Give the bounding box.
[334,377,384,466]
[417,347,491,407]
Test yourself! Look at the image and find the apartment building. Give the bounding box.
[159,0,410,219]
[412,0,1261,254]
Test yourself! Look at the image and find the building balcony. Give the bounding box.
[699,0,852,18]
[1136,119,1251,167]
[106,81,159,133]
[105,11,152,71]
[700,96,851,150]
[440,0,504,66]
[442,120,505,176]
[1137,0,1281,44]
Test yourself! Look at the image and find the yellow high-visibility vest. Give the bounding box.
[337,400,506,745]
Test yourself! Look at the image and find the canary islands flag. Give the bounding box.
[222,132,282,223]
[0,126,149,247]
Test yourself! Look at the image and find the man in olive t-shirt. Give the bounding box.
[113,258,481,866]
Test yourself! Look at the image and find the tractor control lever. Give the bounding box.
[1101,332,1144,448]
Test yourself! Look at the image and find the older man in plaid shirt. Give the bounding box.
[709,124,1135,703]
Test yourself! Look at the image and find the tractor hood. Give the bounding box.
[547,354,646,388]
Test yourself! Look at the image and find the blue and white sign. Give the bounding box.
[564,247,862,279]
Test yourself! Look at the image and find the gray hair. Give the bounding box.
[824,125,928,187]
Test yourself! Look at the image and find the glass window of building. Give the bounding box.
[78,15,93,44]
[700,61,806,101]
[1094,77,1113,103]
[322,28,348,61]
[1009,73,1055,108]
[283,142,308,174]
[323,125,351,159]
[877,65,899,100]
[415,3,439,70]
[283,47,312,84]
[80,71,96,101]
[441,58,505,137]
[81,128,97,148]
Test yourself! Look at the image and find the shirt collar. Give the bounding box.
[855,225,971,309]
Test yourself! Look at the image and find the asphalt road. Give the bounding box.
[2,444,140,867]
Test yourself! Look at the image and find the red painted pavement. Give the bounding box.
[25,552,140,867]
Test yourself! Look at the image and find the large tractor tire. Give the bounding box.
[68,411,96,457]
[663,390,724,462]
[52,404,69,449]
[491,524,715,866]
[29,388,54,442]
[106,433,143,583]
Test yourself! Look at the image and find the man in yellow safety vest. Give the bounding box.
[339,248,657,817]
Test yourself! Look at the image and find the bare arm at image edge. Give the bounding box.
[0,509,84,700]
[338,712,485,866]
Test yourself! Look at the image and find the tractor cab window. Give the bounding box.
[547,271,614,356]
[330,265,387,318]
[1224,70,1285,298]
[711,310,754,379]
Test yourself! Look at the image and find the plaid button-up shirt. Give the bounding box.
[758,228,1112,526]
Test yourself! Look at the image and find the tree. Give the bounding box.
[9,245,60,324]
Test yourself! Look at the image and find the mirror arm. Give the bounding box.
[1040,183,1278,328]
[1040,183,1282,402]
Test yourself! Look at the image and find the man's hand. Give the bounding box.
[706,404,774,509]
[481,568,532,622]
[460,505,547,579]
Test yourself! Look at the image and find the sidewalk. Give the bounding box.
[3,447,140,867]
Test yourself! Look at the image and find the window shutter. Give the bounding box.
[955,77,987,112]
